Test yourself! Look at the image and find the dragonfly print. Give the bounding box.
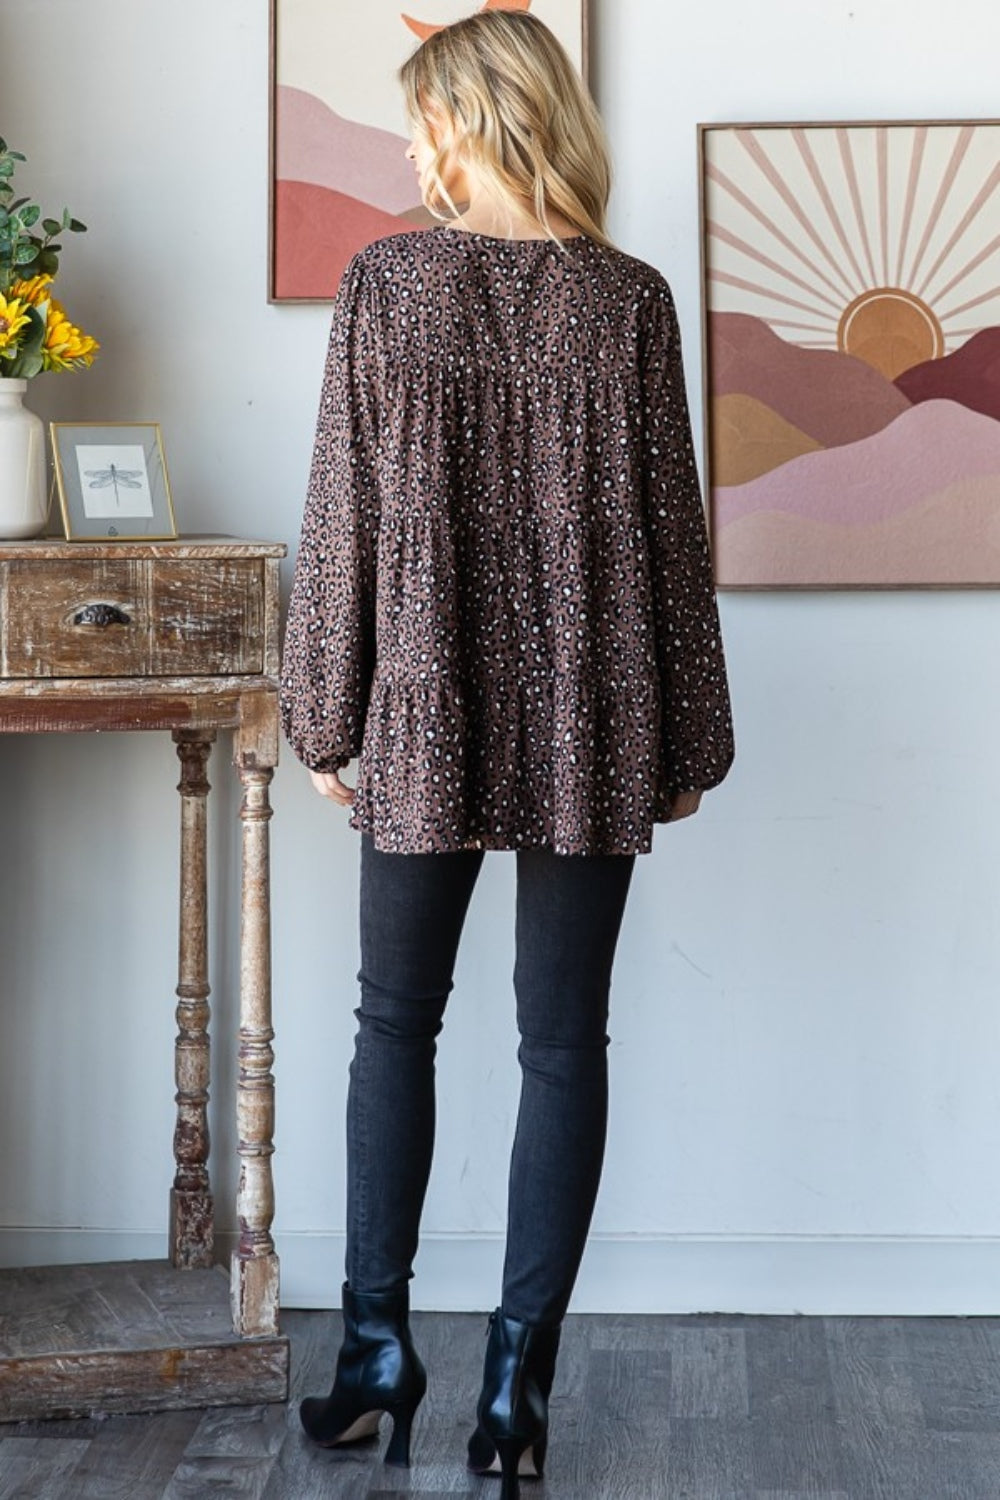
[84,463,145,507]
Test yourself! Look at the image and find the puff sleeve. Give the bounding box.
[280,252,381,772]
[638,276,735,807]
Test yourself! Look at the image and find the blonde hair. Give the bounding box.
[398,10,614,252]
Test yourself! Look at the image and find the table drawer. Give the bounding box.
[1,558,265,678]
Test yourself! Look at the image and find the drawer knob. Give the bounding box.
[73,602,132,628]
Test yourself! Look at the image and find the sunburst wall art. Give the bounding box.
[269,0,588,302]
[700,120,1000,588]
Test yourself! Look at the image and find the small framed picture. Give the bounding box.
[50,421,178,540]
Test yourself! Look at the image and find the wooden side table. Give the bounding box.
[0,536,290,1421]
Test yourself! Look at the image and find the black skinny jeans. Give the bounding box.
[346,832,636,1326]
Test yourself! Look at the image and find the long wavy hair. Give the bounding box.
[398,10,614,252]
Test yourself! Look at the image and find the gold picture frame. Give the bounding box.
[50,421,178,541]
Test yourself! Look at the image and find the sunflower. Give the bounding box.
[42,299,99,371]
[10,273,54,307]
[0,292,32,357]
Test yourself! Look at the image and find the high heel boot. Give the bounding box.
[466,1308,562,1500]
[299,1282,427,1467]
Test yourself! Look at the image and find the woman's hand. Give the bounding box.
[309,768,356,806]
[669,790,703,821]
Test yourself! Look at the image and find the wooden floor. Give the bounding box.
[3,1308,1000,1497]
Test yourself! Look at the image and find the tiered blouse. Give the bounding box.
[280,224,734,854]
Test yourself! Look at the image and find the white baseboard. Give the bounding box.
[3,1227,1000,1315]
[0,1228,167,1267]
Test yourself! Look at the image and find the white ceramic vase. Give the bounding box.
[0,377,47,539]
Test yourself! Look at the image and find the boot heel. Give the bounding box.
[300,1283,425,1464]
[467,1310,561,1496]
[494,1436,527,1500]
[384,1400,418,1468]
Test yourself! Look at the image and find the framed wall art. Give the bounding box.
[50,422,178,540]
[700,120,1000,588]
[269,0,589,303]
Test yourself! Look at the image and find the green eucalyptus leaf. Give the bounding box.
[68,219,86,233]
[37,247,58,274]
[0,161,14,178]
[14,242,37,265]
[6,347,45,379]
[41,218,61,235]
[61,207,70,228]
[17,351,43,378]
[18,204,40,228]
[5,308,45,377]
[9,152,25,162]
[10,197,28,212]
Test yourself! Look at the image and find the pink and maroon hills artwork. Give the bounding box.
[273,89,432,300]
[271,0,584,301]
[702,122,1000,587]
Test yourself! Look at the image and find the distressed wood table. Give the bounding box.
[0,536,289,1421]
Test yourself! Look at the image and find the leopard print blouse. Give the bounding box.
[280,225,734,854]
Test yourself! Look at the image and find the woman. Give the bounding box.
[279,10,734,1497]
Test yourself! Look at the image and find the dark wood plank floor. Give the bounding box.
[3,1309,1000,1497]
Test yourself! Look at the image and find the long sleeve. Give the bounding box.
[638,275,735,808]
[280,252,381,772]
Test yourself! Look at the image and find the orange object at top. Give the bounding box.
[403,0,531,45]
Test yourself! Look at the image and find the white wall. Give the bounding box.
[3,0,1000,1314]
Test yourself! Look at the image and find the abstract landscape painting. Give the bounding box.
[270,0,587,301]
[701,121,1000,587]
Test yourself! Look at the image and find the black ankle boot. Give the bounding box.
[299,1282,427,1467]
[467,1308,562,1500]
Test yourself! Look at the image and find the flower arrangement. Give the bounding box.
[0,138,98,377]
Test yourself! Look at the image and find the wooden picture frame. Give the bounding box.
[699,119,1000,589]
[268,0,590,303]
[50,421,178,541]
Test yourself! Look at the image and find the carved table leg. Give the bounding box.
[170,730,216,1269]
[231,760,279,1337]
